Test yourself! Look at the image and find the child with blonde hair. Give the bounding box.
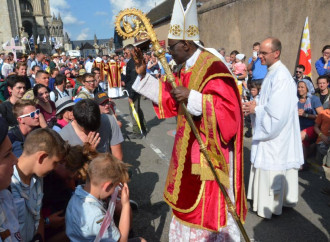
[65,153,145,242]
[42,143,98,241]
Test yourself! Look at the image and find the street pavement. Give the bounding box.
[114,97,330,242]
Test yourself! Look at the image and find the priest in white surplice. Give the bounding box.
[243,37,304,219]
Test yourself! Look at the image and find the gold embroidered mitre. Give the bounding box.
[168,0,200,41]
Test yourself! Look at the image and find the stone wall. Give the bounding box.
[0,0,22,44]
[198,0,330,79]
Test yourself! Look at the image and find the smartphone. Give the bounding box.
[253,51,258,58]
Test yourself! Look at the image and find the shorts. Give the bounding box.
[302,126,317,146]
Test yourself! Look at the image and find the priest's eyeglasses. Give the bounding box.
[259,51,276,56]
[19,109,40,119]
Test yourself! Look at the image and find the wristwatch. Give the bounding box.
[44,217,50,225]
[304,113,309,118]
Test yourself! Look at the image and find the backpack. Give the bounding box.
[53,88,69,102]
[0,62,3,78]
[72,82,83,97]
[0,81,9,102]
[75,91,90,100]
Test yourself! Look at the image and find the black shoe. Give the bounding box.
[128,133,143,139]
[299,163,309,172]
[245,130,252,138]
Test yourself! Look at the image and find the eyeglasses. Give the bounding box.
[167,41,182,52]
[296,71,303,74]
[323,51,330,55]
[100,100,110,106]
[259,51,276,56]
[19,109,40,118]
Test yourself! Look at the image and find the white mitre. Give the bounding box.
[95,57,102,62]
[168,0,199,41]
[168,0,235,76]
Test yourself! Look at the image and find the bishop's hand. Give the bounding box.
[170,86,190,103]
[132,47,146,78]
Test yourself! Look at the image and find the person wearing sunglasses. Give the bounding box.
[8,99,41,157]
[293,64,314,93]
[131,0,246,237]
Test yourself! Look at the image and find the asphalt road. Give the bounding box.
[114,97,330,242]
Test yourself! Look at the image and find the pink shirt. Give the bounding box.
[37,101,56,126]
[233,62,246,76]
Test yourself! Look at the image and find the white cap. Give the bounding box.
[95,57,102,62]
[168,0,199,41]
[236,54,245,61]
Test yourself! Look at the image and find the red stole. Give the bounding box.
[154,51,247,231]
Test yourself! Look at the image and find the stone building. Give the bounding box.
[71,35,115,58]
[0,0,70,53]
[48,13,64,47]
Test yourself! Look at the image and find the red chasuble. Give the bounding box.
[107,62,121,88]
[154,51,247,232]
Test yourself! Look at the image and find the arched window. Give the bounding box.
[20,0,33,14]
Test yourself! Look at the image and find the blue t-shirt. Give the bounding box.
[298,95,322,130]
[248,57,268,80]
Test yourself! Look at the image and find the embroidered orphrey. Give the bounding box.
[169,24,182,36]
[186,25,199,37]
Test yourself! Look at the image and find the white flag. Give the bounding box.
[21,37,28,45]
[37,35,40,44]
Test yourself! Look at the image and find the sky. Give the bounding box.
[49,0,166,41]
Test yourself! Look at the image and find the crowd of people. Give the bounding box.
[0,47,152,241]
[0,16,329,242]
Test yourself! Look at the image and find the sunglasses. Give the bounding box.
[296,71,303,74]
[19,109,40,118]
[100,100,111,106]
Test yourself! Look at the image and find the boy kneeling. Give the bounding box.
[65,153,145,242]
[11,128,69,241]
